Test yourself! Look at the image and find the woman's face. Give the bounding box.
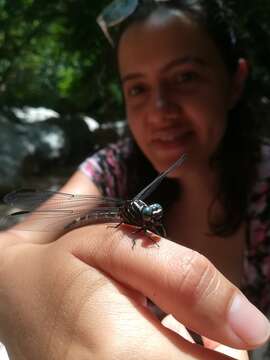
[118,11,242,174]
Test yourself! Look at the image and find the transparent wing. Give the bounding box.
[3,189,124,210]
[1,189,124,231]
[134,153,187,201]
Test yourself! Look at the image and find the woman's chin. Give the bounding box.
[150,155,189,176]
[149,144,192,173]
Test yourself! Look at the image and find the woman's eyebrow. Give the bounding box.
[162,56,207,72]
[121,73,144,85]
[121,56,207,84]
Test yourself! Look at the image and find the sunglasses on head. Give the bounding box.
[97,0,171,46]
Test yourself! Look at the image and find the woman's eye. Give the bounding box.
[127,85,147,97]
[174,72,198,84]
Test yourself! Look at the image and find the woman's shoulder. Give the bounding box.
[79,137,133,197]
[83,137,132,163]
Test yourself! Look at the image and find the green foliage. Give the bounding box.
[0,0,123,121]
[0,0,269,123]
[233,0,270,94]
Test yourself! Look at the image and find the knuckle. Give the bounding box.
[176,250,219,306]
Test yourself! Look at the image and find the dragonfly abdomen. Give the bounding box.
[65,209,121,230]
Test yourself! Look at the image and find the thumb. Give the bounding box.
[62,224,270,350]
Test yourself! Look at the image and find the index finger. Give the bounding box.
[64,224,270,350]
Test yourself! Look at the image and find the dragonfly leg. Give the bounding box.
[130,227,159,249]
[107,222,123,229]
[128,227,145,249]
[151,223,166,238]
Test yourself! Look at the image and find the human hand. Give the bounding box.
[0,224,269,359]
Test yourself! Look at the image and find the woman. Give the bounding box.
[0,0,269,359]
[86,0,270,313]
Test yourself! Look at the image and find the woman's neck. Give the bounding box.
[166,161,224,248]
[165,164,246,287]
[176,161,220,205]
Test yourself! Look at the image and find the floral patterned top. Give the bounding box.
[80,138,270,316]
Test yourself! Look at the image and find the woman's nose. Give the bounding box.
[150,86,180,118]
[154,87,169,109]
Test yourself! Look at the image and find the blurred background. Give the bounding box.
[0,0,270,197]
[0,1,269,358]
[0,0,126,199]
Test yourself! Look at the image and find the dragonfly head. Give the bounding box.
[142,203,163,223]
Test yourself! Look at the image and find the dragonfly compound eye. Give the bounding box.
[142,204,163,222]
[150,203,163,220]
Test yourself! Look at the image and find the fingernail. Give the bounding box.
[228,294,270,346]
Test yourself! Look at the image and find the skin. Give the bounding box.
[0,9,268,360]
[118,11,247,177]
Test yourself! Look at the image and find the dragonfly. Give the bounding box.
[1,154,187,241]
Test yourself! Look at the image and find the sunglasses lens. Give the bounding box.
[100,0,139,26]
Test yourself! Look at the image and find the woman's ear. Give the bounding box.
[229,58,249,109]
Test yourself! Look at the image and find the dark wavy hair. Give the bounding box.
[111,0,262,236]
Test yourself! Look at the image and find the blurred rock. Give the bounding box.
[0,107,126,194]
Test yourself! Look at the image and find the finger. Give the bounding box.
[162,316,249,359]
[162,314,195,343]
[215,345,249,360]
[162,314,205,345]
[61,224,270,350]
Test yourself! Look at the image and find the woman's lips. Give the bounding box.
[151,131,193,150]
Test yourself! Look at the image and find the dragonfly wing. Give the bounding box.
[0,209,80,231]
[1,189,125,232]
[3,189,124,211]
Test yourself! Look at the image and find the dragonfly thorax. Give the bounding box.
[120,199,163,228]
